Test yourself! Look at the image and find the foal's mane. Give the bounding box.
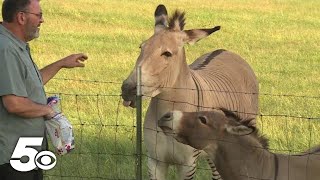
[220,108,269,149]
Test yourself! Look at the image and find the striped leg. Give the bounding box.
[207,158,222,180]
[148,157,168,180]
[177,149,201,180]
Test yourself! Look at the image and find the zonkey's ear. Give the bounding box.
[154,4,168,33]
[183,26,221,45]
[225,124,255,136]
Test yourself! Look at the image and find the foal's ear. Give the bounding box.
[183,26,221,45]
[225,124,255,136]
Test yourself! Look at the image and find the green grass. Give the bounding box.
[1,0,320,179]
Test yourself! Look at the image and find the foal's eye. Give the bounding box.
[199,116,207,124]
[161,51,172,58]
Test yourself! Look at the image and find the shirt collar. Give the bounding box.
[0,22,28,51]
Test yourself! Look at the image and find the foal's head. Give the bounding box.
[158,109,264,150]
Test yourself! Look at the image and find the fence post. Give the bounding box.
[136,66,143,180]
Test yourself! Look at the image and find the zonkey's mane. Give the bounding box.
[168,11,223,70]
[220,108,269,149]
[168,10,186,30]
[192,50,226,70]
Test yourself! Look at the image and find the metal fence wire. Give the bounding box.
[43,77,320,180]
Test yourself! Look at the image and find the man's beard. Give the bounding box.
[25,23,40,42]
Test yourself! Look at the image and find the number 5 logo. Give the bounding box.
[10,137,56,172]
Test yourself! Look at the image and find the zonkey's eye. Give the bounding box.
[161,51,172,57]
[199,116,207,124]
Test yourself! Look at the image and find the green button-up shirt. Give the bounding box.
[0,23,47,165]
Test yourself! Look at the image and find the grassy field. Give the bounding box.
[1,0,320,179]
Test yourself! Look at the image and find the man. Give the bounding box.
[0,0,88,179]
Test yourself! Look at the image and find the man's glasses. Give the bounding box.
[21,11,43,19]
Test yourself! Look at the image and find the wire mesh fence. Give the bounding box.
[43,78,320,180]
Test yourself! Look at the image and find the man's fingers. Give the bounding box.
[75,53,88,60]
[75,62,85,67]
[78,57,86,61]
